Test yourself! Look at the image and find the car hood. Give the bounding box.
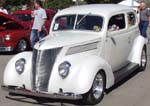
[34,31,101,50]
[0,12,29,28]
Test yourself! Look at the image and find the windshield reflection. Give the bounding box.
[53,14,103,32]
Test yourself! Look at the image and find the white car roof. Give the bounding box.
[56,4,133,17]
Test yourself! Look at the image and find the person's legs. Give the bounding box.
[139,21,143,35]
[37,30,45,40]
[30,29,38,47]
[141,21,149,38]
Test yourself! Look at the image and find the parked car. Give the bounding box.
[0,12,30,52]
[0,9,56,52]
[12,9,56,33]
[2,4,147,105]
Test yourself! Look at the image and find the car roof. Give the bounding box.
[56,4,133,17]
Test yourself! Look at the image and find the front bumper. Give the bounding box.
[1,85,82,100]
[0,46,14,52]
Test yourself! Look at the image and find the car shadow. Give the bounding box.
[0,52,15,55]
[105,69,141,94]
[0,50,32,55]
[6,94,85,106]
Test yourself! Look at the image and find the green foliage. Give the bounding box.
[4,0,31,6]
[2,0,32,12]
[0,0,6,5]
[45,0,74,9]
[84,0,122,4]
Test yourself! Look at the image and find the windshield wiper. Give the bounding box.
[76,12,91,25]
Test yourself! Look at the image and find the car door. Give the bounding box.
[104,13,132,72]
[126,12,139,51]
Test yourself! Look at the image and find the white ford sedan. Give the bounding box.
[2,4,147,105]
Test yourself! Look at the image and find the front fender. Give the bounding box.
[49,55,114,94]
[3,52,32,90]
[76,56,114,94]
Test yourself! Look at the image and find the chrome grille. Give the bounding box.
[32,48,62,92]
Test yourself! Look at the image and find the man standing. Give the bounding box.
[139,2,150,38]
[30,0,47,47]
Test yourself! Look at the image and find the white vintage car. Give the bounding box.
[2,4,147,105]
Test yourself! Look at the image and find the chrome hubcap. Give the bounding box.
[92,73,104,99]
[141,49,146,67]
[18,40,27,52]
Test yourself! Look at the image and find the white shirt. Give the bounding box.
[32,8,47,29]
[0,8,8,14]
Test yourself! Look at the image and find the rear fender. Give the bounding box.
[128,35,147,65]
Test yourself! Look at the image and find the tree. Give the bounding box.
[2,0,33,12]
[4,0,32,6]
[46,0,74,9]
[85,0,122,4]
[0,0,5,4]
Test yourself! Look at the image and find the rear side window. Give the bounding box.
[108,14,125,31]
[127,12,136,27]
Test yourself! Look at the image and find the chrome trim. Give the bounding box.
[66,41,99,55]
[92,73,104,99]
[1,85,82,100]
[141,49,146,67]
[0,46,14,52]
[32,48,62,92]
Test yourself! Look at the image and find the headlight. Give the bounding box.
[15,58,26,74]
[5,34,10,41]
[58,61,71,79]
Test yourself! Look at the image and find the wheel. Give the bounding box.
[139,46,147,71]
[16,39,28,53]
[82,71,106,105]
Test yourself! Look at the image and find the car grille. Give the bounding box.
[31,48,62,92]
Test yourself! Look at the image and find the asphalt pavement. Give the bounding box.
[0,35,150,106]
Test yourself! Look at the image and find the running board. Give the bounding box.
[114,63,139,83]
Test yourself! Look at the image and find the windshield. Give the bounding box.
[53,14,103,32]
[12,14,32,22]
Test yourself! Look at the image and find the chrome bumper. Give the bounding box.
[1,85,82,100]
[0,46,14,52]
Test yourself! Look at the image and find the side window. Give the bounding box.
[127,12,136,27]
[108,14,125,31]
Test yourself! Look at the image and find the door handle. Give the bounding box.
[110,36,116,45]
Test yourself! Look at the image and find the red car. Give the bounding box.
[12,9,56,33]
[0,9,56,52]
